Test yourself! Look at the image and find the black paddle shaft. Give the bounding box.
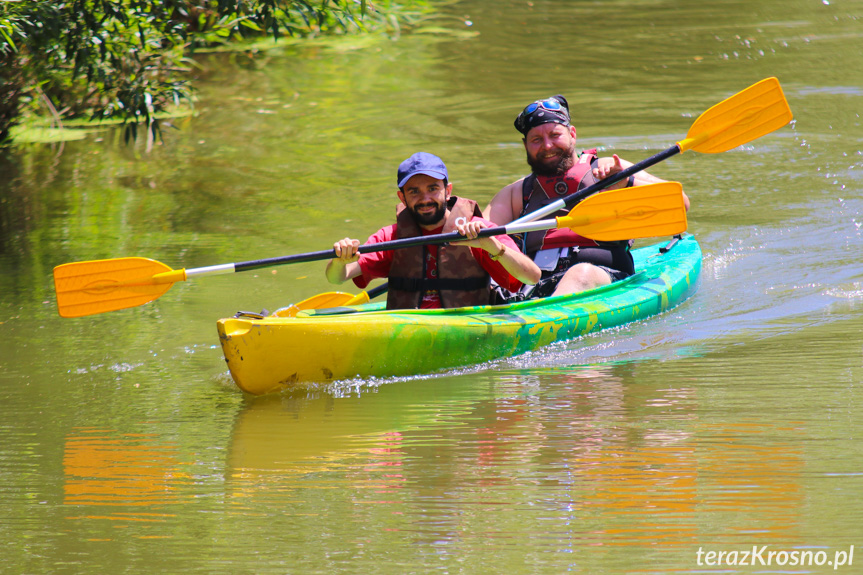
[233,225,513,272]
[233,146,684,274]
[568,146,681,207]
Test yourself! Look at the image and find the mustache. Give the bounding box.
[527,141,576,176]
[407,199,447,225]
[537,148,567,159]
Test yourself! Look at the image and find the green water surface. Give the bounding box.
[1,0,862,573]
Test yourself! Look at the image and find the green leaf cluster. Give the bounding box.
[0,0,432,144]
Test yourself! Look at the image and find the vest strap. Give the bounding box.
[520,173,537,216]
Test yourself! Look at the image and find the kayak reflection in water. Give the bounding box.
[326,152,541,310]
[484,95,691,299]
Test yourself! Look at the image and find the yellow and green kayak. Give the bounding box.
[217,235,702,395]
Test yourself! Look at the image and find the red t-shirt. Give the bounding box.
[352,216,524,308]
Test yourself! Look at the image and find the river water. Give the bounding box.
[2,0,862,573]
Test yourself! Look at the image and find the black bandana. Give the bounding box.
[514,95,571,136]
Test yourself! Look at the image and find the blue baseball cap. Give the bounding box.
[397,152,448,188]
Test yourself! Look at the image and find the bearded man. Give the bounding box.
[485,95,690,298]
[327,152,540,309]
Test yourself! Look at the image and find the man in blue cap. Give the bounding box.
[326,152,540,310]
[485,95,690,297]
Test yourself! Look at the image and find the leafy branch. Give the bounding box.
[1,1,429,144]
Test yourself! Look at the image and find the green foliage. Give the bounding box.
[1,8,26,142]
[0,1,431,145]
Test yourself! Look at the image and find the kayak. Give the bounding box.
[218,236,701,395]
[217,235,702,395]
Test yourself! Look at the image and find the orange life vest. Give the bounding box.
[387,196,491,309]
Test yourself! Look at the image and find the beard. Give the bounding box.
[407,200,447,227]
[526,139,577,176]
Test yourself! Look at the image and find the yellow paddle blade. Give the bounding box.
[273,290,373,317]
[678,77,793,153]
[272,292,359,317]
[557,182,687,241]
[344,291,371,306]
[53,257,184,318]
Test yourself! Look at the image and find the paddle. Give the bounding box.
[511,76,793,224]
[273,283,389,317]
[53,182,686,318]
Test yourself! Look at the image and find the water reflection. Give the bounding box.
[698,423,804,540]
[225,390,416,497]
[63,427,191,522]
[220,364,807,556]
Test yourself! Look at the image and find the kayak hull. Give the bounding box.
[217,236,702,395]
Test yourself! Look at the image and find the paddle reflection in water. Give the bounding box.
[696,422,804,541]
[63,428,192,524]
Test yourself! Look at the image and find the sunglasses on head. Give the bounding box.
[522,98,563,115]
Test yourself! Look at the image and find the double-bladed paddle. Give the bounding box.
[53,181,686,318]
[511,76,793,224]
[52,78,791,319]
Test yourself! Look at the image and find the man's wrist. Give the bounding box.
[490,244,506,261]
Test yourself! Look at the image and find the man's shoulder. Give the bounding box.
[367,223,397,243]
[496,176,529,198]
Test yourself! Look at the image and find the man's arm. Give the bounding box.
[594,154,691,211]
[455,220,541,285]
[484,178,525,224]
[325,238,362,284]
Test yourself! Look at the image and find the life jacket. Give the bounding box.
[519,149,601,256]
[387,196,491,310]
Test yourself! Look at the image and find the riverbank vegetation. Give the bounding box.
[0,1,436,145]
